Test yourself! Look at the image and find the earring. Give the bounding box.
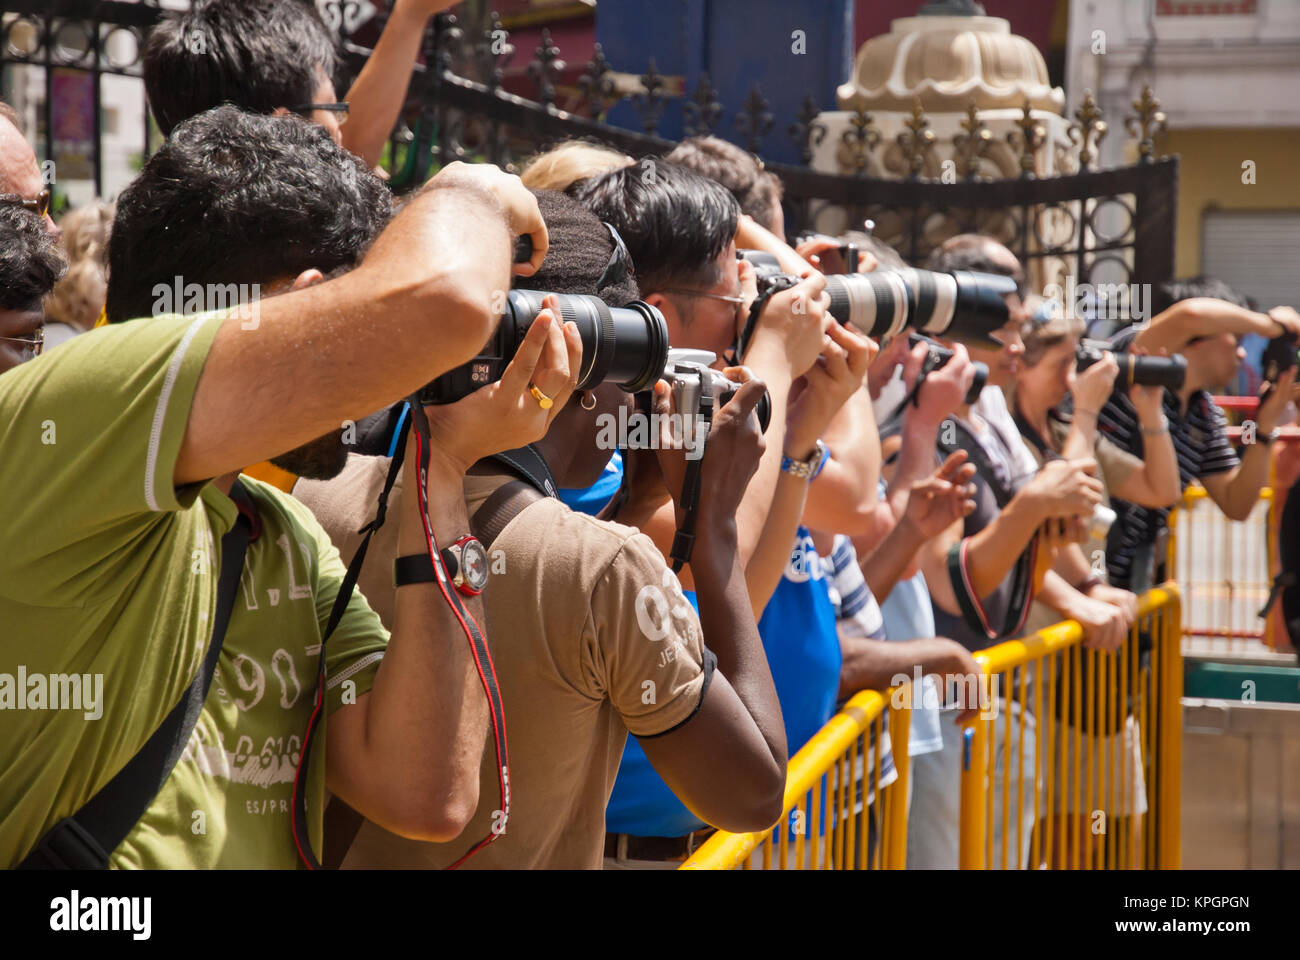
[580,391,597,411]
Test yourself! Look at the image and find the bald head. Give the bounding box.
[0,105,58,238]
[926,233,1024,286]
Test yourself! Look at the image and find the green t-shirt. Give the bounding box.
[0,313,389,868]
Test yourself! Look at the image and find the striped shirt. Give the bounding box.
[1098,329,1239,587]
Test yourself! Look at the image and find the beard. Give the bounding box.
[271,428,349,481]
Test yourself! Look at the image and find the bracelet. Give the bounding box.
[1075,576,1102,594]
[1142,417,1169,437]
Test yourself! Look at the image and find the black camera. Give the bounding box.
[1075,339,1186,391]
[909,333,987,406]
[1262,330,1297,388]
[791,232,859,275]
[738,250,1016,347]
[419,289,670,405]
[661,349,772,435]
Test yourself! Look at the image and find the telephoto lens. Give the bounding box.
[420,289,670,405]
[738,250,1016,347]
[1075,339,1187,391]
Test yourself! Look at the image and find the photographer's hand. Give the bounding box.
[1073,350,1119,417]
[912,341,975,428]
[426,161,548,276]
[744,271,830,379]
[785,322,873,459]
[420,299,581,471]
[1024,457,1103,519]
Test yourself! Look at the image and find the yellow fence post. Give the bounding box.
[883,693,911,869]
[958,708,988,869]
[1156,584,1183,869]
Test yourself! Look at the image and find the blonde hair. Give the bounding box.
[520,141,632,192]
[46,201,114,333]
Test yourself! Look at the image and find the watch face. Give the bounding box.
[460,539,490,591]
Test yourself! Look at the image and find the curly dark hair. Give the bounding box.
[0,203,65,311]
[516,190,639,308]
[144,0,339,136]
[106,105,391,323]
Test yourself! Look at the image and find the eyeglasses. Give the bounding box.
[0,188,52,220]
[0,328,44,362]
[291,101,349,124]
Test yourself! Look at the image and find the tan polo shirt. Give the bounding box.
[294,454,711,868]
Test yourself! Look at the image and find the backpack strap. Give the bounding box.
[18,479,254,869]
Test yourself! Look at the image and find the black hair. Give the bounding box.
[569,158,739,296]
[0,204,64,311]
[106,105,391,323]
[666,136,783,232]
[1152,275,1250,315]
[144,0,339,136]
[515,190,639,308]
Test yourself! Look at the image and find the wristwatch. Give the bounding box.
[394,535,490,596]
[781,439,830,481]
[1259,427,1281,446]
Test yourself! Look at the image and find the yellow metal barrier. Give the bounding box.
[958,584,1183,869]
[683,586,1182,870]
[1169,486,1274,652]
[680,688,912,869]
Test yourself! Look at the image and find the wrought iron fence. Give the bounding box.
[2,0,1178,309]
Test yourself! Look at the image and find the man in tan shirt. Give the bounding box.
[296,191,788,867]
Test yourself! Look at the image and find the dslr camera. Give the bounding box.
[1261,329,1297,397]
[420,289,670,405]
[738,249,1017,348]
[1075,339,1186,391]
[660,348,772,435]
[909,333,987,406]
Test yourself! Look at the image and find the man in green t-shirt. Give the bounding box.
[0,106,572,868]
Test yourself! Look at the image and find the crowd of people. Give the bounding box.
[2,0,1297,870]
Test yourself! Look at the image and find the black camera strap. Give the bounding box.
[669,376,716,573]
[18,480,254,870]
[939,418,1038,641]
[735,274,799,363]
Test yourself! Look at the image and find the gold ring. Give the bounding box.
[528,383,554,410]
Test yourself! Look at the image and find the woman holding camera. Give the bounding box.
[1011,304,1180,867]
[1013,307,1181,521]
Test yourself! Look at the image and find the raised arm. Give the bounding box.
[340,0,460,168]
[176,163,547,486]
[1134,299,1299,355]
[638,379,788,833]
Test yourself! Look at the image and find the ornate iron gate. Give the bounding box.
[1,0,1177,311]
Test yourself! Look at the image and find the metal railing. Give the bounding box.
[680,688,912,870]
[683,585,1183,870]
[1170,486,1275,653]
[959,584,1183,869]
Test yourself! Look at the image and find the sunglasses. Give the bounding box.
[0,188,51,220]
[291,101,349,124]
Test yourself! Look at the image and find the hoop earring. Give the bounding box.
[580,391,597,411]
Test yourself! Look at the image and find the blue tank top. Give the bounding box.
[606,527,841,837]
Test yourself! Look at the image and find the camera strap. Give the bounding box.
[669,377,717,573]
[18,480,254,870]
[939,418,1038,641]
[735,275,799,363]
[290,402,512,870]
